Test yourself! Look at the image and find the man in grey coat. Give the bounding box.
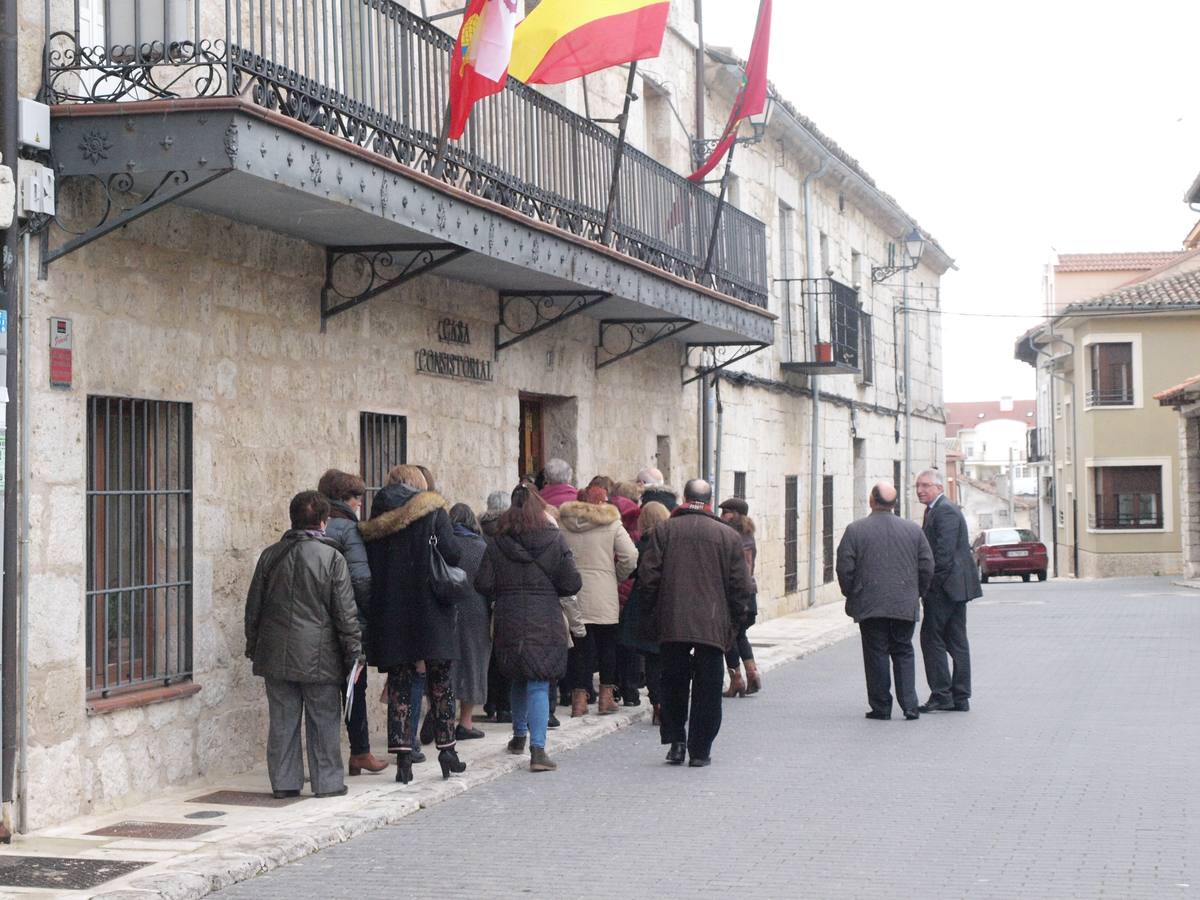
[836,482,934,720]
[245,491,364,798]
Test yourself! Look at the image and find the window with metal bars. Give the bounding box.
[733,471,746,500]
[784,476,798,593]
[893,460,902,516]
[857,312,874,385]
[822,475,835,583]
[86,397,193,699]
[360,412,407,515]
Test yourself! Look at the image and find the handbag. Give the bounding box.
[428,534,470,607]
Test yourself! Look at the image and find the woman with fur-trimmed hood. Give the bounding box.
[558,486,638,716]
[360,465,464,783]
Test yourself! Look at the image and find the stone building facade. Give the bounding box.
[6,0,951,828]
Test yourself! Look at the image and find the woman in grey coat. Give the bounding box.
[449,503,491,740]
[245,491,363,798]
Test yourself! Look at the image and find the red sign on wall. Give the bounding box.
[49,317,72,388]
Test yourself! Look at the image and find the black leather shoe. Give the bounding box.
[864,710,891,720]
[918,701,955,713]
[547,712,561,729]
[665,742,686,765]
[410,749,426,764]
[272,789,300,799]
[438,747,467,779]
[314,785,348,798]
[952,700,970,711]
[903,710,920,720]
[688,756,711,767]
[395,750,413,784]
[455,724,486,740]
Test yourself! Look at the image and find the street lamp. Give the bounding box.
[871,226,926,284]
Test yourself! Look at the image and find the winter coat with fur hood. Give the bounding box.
[359,484,461,667]
[557,501,638,625]
[474,527,582,682]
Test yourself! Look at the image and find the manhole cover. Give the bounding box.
[188,790,304,807]
[184,810,227,819]
[87,820,223,839]
[0,856,149,890]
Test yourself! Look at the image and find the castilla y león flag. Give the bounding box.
[688,0,772,182]
[448,0,522,140]
[508,0,670,85]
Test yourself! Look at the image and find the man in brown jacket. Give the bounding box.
[637,479,754,767]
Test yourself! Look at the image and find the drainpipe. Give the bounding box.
[1,0,21,839]
[1027,330,1079,577]
[16,231,28,833]
[902,266,912,517]
[802,155,830,608]
[694,0,710,486]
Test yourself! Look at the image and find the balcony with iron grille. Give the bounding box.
[38,0,774,350]
[780,278,860,374]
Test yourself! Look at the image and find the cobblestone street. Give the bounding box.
[218,577,1200,899]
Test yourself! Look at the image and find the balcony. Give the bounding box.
[780,278,860,374]
[1027,426,1049,463]
[1086,388,1134,407]
[39,0,773,349]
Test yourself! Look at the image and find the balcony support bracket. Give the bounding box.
[322,243,468,320]
[595,318,694,371]
[495,291,610,354]
[37,168,232,277]
[681,342,770,386]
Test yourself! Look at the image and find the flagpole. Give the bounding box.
[431,100,453,180]
[703,137,737,275]
[601,61,639,246]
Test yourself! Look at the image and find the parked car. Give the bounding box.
[972,528,1048,583]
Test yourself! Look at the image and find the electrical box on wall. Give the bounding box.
[18,98,51,150]
[17,159,55,216]
[0,154,14,229]
[50,317,73,388]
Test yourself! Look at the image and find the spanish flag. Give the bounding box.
[509,0,670,85]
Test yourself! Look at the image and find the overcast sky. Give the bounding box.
[704,0,1200,401]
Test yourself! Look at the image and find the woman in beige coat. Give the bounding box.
[558,485,639,716]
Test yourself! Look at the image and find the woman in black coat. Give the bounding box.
[474,485,582,772]
[360,465,463,783]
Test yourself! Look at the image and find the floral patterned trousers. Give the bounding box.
[387,660,457,751]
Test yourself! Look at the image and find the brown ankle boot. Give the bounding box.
[723,667,747,698]
[598,684,619,715]
[348,752,388,775]
[570,688,589,718]
[529,746,558,772]
[744,660,763,695]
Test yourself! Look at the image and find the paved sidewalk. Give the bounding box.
[0,602,856,899]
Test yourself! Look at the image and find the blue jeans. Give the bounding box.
[510,679,550,750]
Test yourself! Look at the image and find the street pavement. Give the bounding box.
[217,576,1199,900]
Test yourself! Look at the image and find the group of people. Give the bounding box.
[244,460,763,797]
[836,469,981,720]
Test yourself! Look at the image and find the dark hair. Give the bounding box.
[290,490,330,530]
[588,475,614,494]
[499,484,553,535]
[870,485,897,510]
[415,465,436,493]
[317,468,366,502]
[449,502,479,534]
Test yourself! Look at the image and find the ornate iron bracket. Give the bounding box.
[681,342,771,386]
[494,291,610,354]
[37,168,231,276]
[595,318,694,371]
[322,243,469,319]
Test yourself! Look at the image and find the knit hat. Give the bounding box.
[718,498,749,516]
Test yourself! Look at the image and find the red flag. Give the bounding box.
[448,0,522,141]
[688,0,772,182]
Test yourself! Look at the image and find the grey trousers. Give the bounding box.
[265,678,344,795]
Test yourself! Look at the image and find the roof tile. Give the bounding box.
[1061,267,1200,314]
[1055,251,1181,273]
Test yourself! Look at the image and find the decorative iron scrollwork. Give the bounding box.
[681,343,771,386]
[595,318,694,371]
[495,291,610,353]
[322,243,470,319]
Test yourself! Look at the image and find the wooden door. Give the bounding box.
[519,396,544,481]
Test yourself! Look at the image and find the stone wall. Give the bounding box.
[1179,409,1200,579]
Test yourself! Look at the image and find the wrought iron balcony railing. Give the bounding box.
[1086,387,1134,407]
[780,278,860,374]
[42,0,769,308]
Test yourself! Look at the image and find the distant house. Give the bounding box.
[945,398,1037,536]
[1018,267,1200,578]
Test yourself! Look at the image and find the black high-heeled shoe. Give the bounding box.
[395,750,413,784]
[438,747,467,779]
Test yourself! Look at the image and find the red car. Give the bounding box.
[972,528,1049,583]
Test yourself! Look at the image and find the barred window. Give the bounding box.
[733,471,747,500]
[822,475,835,584]
[360,412,407,515]
[86,397,193,699]
[784,476,798,593]
[857,312,874,385]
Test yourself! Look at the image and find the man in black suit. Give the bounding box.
[915,469,982,712]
